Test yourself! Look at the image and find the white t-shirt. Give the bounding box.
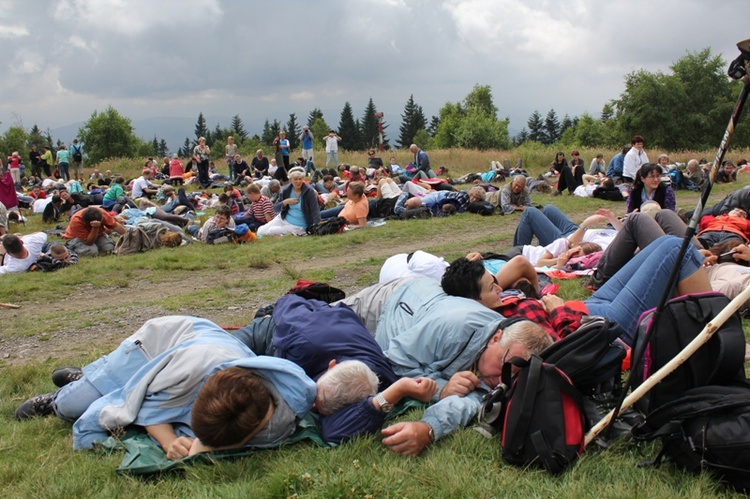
[582,228,617,251]
[523,238,569,266]
[0,232,47,275]
[131,176,152,198]
[33,197,53,214]
[325,136,339,153]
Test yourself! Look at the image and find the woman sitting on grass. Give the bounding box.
[257,167,320,237]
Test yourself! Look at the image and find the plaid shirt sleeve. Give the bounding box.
[497,299,588,340]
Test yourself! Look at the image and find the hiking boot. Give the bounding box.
[676,208,690,224]
[553,190,562,197]
[588,269,607,291]
[15,392,56,421]
[52,366,83,387]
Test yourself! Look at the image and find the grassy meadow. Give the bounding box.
[2,145,750,497]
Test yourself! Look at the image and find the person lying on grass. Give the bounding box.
[15,316,388,460]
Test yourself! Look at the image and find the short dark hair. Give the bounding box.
[191,367,273,448]
[215,204,232,218]
[631,135,645,145]
[441,257,485,300]
[2,234,23,255]
[82,207,103,223]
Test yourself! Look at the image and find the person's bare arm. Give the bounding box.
[145,423,194,460]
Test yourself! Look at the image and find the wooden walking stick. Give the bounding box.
[584,284,750,448]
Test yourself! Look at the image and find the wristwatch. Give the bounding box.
[375,392,393,413]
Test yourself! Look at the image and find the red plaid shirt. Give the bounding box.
[496,299,588,340]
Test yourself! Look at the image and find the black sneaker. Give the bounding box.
[52,366,83,387]
[15,392,56,421]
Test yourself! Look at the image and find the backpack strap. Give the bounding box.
[504,356,543,454]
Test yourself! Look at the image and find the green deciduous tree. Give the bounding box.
[77,106,142,163]
[308,108,324,128]
[1,126,29,159]
[309,117,330,150]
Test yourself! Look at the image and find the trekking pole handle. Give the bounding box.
[584,284,750,448]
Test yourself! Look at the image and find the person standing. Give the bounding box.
[55,145,71,182]
[39,146,53,178]
[299,126,314,163]
[325,130,342,169]
[192,137,211,188]
[70,139,84,181]
[622,135,649,183]
[225,136,238,181]
[278,131,291,171]
[29,145,42,179]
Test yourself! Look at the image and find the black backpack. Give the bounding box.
[306,217,348,236]
[632,292,746,414]
[632,383,750,492]
[500,355,586,473]
[72,145,83,163]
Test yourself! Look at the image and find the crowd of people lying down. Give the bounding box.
[13,179,750,460]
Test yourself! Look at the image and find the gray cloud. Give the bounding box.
[0,0,748,142]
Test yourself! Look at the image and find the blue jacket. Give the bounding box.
[606,152,624,178]
[372,278,504,441]
[73,316,316,450]
[272,295,398,443]
[274,182,321,227]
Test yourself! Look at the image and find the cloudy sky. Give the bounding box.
[0,0,748,142]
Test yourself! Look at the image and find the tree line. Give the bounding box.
[2,47,748,165]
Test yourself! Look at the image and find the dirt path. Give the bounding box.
[0,225,495,366]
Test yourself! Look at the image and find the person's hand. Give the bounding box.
[595,208,617,224]
[465,252,483,262]
[540,294,565,313]
[699,249,717,266]
[90,220,101,228]
[398,377,439,402]
[187,438,212,457]
[381,421,432,456]
[733,243,750,262]
[440,371,481,399]
[556,253,570,267]
[283,198,299,206]
[165,436,195,460]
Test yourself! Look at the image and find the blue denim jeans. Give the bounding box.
[320,204,345,220]
[585,235,704,345]
[53,376,103,422]
[513,205,578,246]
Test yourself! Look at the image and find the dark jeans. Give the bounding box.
[555,165,579,194]
[197,160,209,187]
[320,204,345,220]
[233,215,265,232]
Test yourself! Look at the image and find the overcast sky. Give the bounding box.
[0,0,748,140]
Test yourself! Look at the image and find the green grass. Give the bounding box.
[2,151,749,497]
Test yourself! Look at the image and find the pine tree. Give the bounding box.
[211,123,223,146]
[261,120,274,145]
[338,102,360,150]
[600,102,615,123]
[158,139,169,157]
[286,113,301,151]
[28,124,47,148]
[544,109,561,145]
[360,98,381,150]
[181,137,191,157]
[560,114,574,135]
[152,136,159,156]
[230,114,248,141]
[514,128,529,146]
[307,108,324,128]
[194,112,209,142]
[427,116,440,137]
[527,111,544,142]
[398,95,427,147]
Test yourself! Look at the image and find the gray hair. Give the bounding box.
[499,320,552,358]
[316,360,379,414]
[268,179,281,188]
[687,159,699,170]
[512,175,526,185]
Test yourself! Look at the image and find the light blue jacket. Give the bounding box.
[373,278,505,441]
[73,316,316,450]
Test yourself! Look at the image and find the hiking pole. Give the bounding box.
[584,283,750,447]
[601,38,750,438]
